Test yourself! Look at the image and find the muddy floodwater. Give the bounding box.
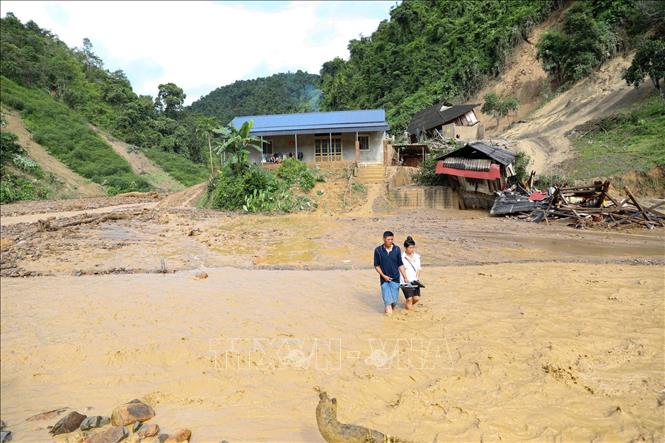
[1,202,664,442]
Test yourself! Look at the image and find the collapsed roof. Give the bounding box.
[437,142,516,167]
[407,102,479,136]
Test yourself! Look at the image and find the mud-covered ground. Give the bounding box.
[1,195,664,442]
[1,199,663,277]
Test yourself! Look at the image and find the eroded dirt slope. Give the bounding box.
[468,6,652,174]
[91,126,184,193]
[1,108,106,199]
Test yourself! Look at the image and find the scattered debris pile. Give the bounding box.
[492,180,665,229]
[6,399,193,442]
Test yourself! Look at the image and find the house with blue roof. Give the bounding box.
[230,109,390,165]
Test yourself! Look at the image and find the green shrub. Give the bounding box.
[210,165,274,210]
[143,148,209,186]
[276,157,316,192]
[0,131,24,165]
[536,1,647,86]
[351,181,366,193]
[414,151,452,186]
[513,151,531,183]
[0,172,49,203]
[210,163,314,213]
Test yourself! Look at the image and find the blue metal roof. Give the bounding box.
[230,109,389,136]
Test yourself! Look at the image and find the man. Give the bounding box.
[374,231,410,315]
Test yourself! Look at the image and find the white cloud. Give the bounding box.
[2,1,394,104]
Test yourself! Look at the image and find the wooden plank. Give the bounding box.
[624,186,651,222]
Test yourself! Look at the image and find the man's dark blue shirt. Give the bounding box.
[374,245,403,285]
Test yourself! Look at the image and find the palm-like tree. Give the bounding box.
[213,120,263,175]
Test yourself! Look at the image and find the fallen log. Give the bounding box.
[316,392,409,443]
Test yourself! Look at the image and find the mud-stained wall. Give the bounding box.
[389,186,458,209]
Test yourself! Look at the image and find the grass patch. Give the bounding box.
[564,94,665,180]
[143,148,210,187]
[0,77,150,195]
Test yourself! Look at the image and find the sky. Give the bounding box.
[2,1,396,104]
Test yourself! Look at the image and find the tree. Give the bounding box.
[481,92,519,127]
[155,82,186,117]
[213,120,263,175]
[623,38,665,96]
[193,115,219,174]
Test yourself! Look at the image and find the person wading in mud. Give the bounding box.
[374,231,410,315]
[400,236,422,310]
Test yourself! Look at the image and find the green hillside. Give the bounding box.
[564,94,665,182]
[2,77,150,195]
[0,13,211,191]
[319,0,562,132]
[319,0,663,133]
[189,71,321,123]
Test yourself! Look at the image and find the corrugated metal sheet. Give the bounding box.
[443,157,491,171]
[231,109,389,136]
[437,142,516,166]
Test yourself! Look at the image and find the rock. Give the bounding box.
[50,411,87,435]
[110,399,155,426]
[137,423,160,438]
[162,428,191,442]
[84,426,128,443]
[193,271,208,280]
[80,416,110,431]
[0,420,5,430]
[26,407,69,421]
[0,430,11,443]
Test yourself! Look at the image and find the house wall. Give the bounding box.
[249,131,385,165]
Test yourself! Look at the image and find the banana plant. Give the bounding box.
[213,120,264,175]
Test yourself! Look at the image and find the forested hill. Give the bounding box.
[0,13,211,198]
[190,71,321,123]
[318,0,663,132]
[319,0,562,132]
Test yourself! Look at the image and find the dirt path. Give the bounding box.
[156,182,207,209]
[498,55,653,173]
[1,108,106,198]
[0,202,157,226]
[91,126,184,193]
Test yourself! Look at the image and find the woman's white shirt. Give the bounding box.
[401,252,421,284]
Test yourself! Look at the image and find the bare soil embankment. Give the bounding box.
[468,6,653,175]
[1,108,106,199]
[91,126,184,193]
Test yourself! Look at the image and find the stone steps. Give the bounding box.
[356,165,386,184]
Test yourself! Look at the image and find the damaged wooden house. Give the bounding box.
[435,142,516,209]
[407,102,484,142]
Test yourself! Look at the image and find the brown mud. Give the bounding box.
[1,195,664,442]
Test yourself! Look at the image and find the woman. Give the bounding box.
[400,236,422,310]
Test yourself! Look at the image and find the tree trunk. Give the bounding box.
[207,133,214,174]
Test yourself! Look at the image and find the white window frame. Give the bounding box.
[357,134,371,151]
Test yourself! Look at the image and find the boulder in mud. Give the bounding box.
[50,411,87,435]
[110,399,154,426]
[80,416,110,431]
[26,407,69,422]
[84,425,128,443]
[193,271,208,280]
[137,423,160,438]
[162,428,191,442]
